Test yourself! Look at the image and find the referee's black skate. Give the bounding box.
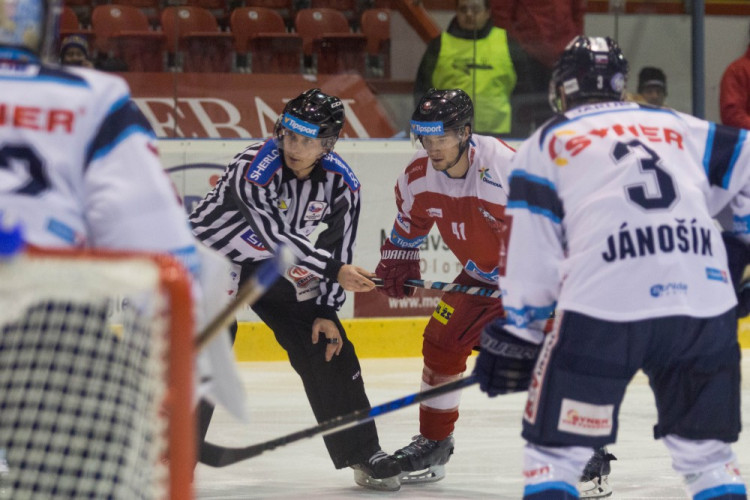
[393,434,455,484]
[351,450,402,491]
[577,446,617,498]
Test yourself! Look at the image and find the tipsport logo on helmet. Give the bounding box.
[410,120,444,136]
[283,113,320,138]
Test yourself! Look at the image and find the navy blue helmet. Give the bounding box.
[549,36,629,112]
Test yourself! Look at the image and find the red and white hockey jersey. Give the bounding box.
[503,101,750,343]
[388,134,515,286]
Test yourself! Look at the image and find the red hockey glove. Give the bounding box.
[375,239,421,298]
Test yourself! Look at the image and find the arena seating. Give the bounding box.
[294,7,366,74]
[91,4,166,71]
[58,1,389,76]
[360,8,390,78]
[230,7,303,73]
[161,6,235,72]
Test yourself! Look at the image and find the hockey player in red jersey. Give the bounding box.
[375,88,513,483]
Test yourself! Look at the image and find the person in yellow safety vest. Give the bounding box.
[413,0,517,136]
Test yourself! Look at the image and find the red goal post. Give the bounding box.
[0,247,194,499]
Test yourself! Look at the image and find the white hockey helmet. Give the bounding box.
[0,0,61,62]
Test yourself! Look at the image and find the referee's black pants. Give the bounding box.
[199,262,382,469]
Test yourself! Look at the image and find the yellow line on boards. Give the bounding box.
[234,317,750,362]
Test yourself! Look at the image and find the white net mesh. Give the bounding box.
[0,253,182,500]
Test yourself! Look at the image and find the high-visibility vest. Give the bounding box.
[432,28,516,134]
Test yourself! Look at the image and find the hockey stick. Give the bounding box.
[195,246,295,351]
[199,374,478,467]
[372,277,502,298]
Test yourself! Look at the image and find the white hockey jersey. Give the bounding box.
[389,134,515,285]
[0,61,197,270]
[504,101,750,343]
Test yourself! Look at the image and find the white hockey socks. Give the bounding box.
[523,443,594,498]
[663,435,747,499]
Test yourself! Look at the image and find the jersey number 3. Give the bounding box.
[613,139,677,210]
[0,144,50,195]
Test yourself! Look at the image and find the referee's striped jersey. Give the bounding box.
[190,139,362,311]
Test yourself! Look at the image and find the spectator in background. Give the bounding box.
[632,66,667,106]
[59,35,93,68]
[491,0,585,137]
[720,23,750,129]
[413,0,517,136]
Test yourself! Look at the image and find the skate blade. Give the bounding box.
[577,476,612,499]
[353,469,401,491]
[399,465,446,484]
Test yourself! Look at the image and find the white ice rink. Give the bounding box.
[196,354,750,499]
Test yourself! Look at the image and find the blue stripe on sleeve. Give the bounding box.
[724,129,748,188]
[507,170,563,224]
[505,304,557,330]
[85,98,155,169]
[390,228,426,248]
[703,123,745,189]
[732,214,750,235]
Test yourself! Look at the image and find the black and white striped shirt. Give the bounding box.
[190,139,362,312]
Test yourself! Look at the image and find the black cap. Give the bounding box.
[637,67,666,93]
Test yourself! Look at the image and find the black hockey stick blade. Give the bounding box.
[199,374,478,467]
[372,277,502,298]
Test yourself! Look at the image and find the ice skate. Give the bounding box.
[393,434,455,484]
[577,447,617,498]
[352,450,401,491]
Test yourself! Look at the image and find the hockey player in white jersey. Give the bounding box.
[0,0,252,449]
[474,36,748,500]
[0,0,198,269]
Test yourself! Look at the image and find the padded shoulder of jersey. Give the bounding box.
[37,64,89,87]
[320,152,360,192]
[245,139,282,186]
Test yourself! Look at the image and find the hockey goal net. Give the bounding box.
[0,248,194,499]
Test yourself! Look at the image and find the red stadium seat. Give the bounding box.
[230,7,302,73]
[111,0,161,27]
[360,8,390,78]
[294,8,366,75]
[161,6,235,72]
[63,0,94,27]
[310,0,358,29]
[91,4,166,71]
[184,0,230,29]
[244,0,295,29]
[60,6,93,40]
